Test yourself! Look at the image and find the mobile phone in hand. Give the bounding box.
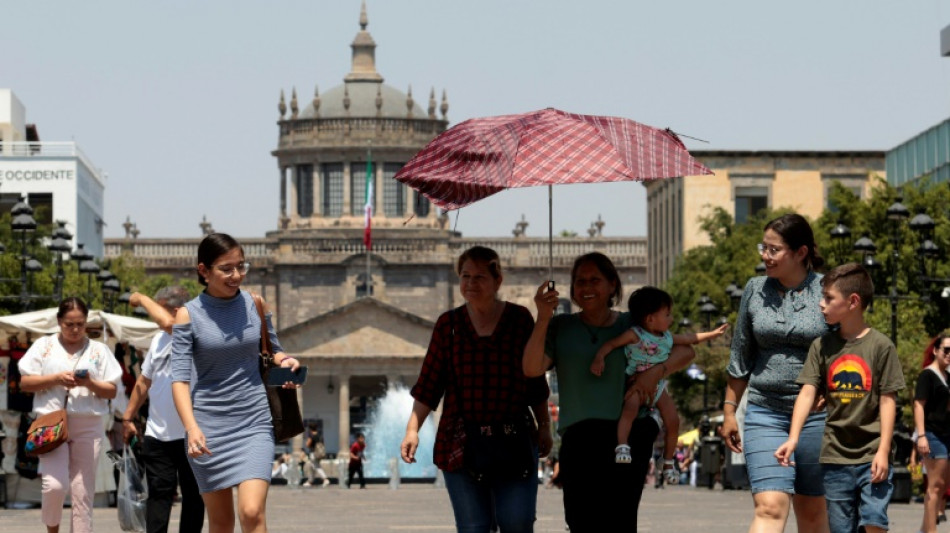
[75,368,89,378]
[266,366,308,387]
[547,280,556,292]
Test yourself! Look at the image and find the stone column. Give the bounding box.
[288,167,298,218]
[337,373,351,457]
[279,167,287,217]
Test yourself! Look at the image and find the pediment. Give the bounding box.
[278,297,435,356]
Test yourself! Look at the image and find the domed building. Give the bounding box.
[273,1,450,233]
[106,3,648,463]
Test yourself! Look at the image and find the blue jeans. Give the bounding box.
[743,403,826,495]
[924,431,950,460]
[823,463,893,532]
[443,469,538,533]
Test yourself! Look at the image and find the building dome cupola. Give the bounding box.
[345,1,383,83]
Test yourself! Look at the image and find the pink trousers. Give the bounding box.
[39,414,103,532]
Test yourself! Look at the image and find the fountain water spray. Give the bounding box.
[364,383,438,483]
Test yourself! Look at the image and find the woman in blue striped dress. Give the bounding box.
[171,233,299,532]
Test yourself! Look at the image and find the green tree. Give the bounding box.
[664,177,950,427]
[0,212,167,316]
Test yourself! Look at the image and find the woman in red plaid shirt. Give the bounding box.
[401,246,553,533]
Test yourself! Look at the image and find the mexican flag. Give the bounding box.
[363,155,374,250]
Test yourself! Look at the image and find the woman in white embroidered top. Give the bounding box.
[17,297,124,533]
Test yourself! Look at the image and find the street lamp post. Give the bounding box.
[97,264,120,312]
[0,196,47,310]
[71,243,101,304]
[698,293,718,340]
[48,221,73,302]
[118,288,132,314]
[827,197,950,347]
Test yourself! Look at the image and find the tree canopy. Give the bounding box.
[664,177,950,426]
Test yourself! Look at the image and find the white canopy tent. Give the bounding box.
[0,308,161,351]
[0,308,161,506]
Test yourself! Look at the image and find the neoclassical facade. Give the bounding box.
[106,5,648,460]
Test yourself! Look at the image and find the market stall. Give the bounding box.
[0,309,161,507]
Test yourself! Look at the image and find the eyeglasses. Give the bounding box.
[756,243,785,258]
[213,261,251,277]
[936,346,950,355]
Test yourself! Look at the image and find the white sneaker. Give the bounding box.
[302,481,312,487]
[322,479,330,487]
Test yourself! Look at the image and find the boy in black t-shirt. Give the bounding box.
[775,263,905,533]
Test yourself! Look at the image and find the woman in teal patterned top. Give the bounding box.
[720,214,830,533]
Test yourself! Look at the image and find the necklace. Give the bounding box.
[579,311,614,344]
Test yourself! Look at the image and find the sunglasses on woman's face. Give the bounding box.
[937,345,950,355]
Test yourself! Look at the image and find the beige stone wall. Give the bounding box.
[682,171,732,250]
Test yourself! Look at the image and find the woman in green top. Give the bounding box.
[523,252,694,532]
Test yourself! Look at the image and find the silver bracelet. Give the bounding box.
[723,400,739,408]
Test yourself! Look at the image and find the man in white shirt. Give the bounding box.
[122,287,204,533]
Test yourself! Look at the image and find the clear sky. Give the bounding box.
[4,1,949,240]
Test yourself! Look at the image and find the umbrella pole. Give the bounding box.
[548,185,553,282]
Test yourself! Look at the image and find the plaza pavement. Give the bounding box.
[0,481,928,532]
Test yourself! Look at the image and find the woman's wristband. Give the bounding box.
[723,400,739,409]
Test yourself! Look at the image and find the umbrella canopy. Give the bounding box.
[394,107,713,210]
[678,428,700,446]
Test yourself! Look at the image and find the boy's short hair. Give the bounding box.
[820,262,874,310]
[627,286,673,328]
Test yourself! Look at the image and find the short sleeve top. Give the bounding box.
[18,335,123,416]
[546,312,634,433]
[727,272,828,413]
[915,367,950,440]
[797,328,905,463]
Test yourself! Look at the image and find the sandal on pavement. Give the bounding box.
[615,444,632,463]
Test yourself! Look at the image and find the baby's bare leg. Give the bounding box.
[655,391,679,460]
[617,384,642,446]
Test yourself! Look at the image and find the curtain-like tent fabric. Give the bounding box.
[0,309,160,350]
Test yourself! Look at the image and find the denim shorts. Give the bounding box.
[923,431,950,460]
[823,462,893,532]
[743,403,826,496]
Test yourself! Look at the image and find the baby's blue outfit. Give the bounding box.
[624,326,672,406]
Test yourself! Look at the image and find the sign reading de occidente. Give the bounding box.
[1,168,75,180]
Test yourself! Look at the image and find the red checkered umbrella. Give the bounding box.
[394,107,713,275]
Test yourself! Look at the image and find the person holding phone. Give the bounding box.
[122,287,205,533]
[171,233,299,533]
[523,252,695,532]
[18,297,123,533]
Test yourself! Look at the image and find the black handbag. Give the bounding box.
[449,308,537,482]
[252,294,304,443]
[463,417,537,483]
